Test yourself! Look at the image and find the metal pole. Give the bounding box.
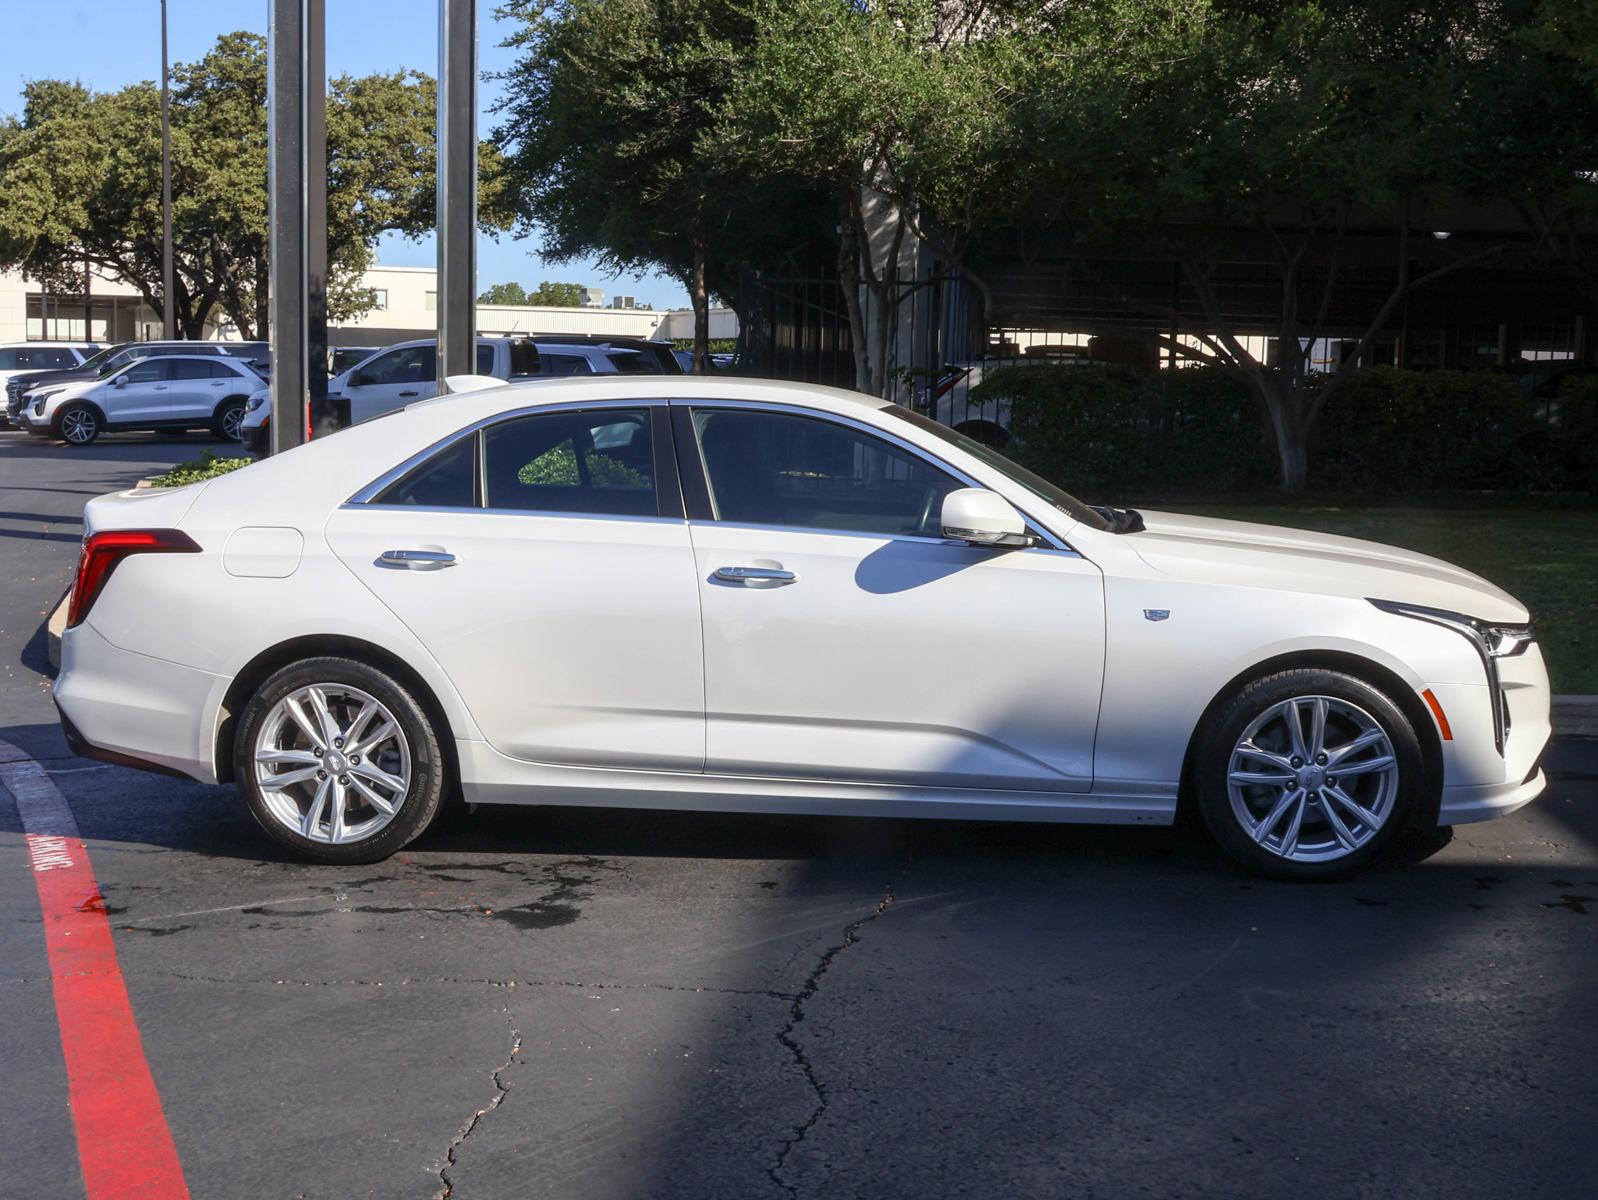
[436,0,477,388]
[268,0,323,454]
[161,0,175,340]
[305,1,331,436]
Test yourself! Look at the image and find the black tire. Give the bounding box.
[212,397,248,442]
[53,402,101,446]
[234,656,447,864]
[1193,668,1427,881]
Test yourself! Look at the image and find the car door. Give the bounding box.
[164,359,229,420]
[343,345,437,423]
[325,401,705,772]
[679,401,1106,792]
[98,358,174,425]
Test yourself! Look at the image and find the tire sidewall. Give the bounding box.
[1196,669,1427,881]
[234,656,445,864]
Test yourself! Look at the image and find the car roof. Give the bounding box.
[410,372,881,418]
[0,341,97,349]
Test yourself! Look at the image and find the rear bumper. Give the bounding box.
[53,621,223,784]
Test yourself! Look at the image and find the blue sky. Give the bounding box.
[0,1,691,309]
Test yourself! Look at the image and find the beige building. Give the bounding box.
[0,263,738,348]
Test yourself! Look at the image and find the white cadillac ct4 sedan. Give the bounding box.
[53,378,1551,879]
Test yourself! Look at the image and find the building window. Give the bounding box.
[425,291,437,312]
[371,288,389,311]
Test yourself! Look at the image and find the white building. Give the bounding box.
[0,262,739,348]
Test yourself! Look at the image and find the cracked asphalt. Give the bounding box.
[3,431,1597,1200]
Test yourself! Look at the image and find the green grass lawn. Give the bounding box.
[1163,501,1598,694]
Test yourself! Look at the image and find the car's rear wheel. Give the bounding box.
[1194,668,1426,880]
[234,657,446,863]
[54,403,101,446]
[212,398,247,442]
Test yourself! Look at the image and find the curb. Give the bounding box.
[39,590,1598,741]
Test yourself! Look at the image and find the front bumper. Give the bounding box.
[1433,642,1552,825]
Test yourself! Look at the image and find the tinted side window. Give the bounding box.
[692,409,961,537]
[359,346,433,385]
[372,434,478,508]
[169,359,218,380]
[122,359,171,384]
[476,343,495,374]
[483,409,655,516]
[540,353,591,377]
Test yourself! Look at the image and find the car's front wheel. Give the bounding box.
[234,657,446,863]
[1194,668,1427,880]
[53,403,101,446]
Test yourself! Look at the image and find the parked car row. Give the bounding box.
[2,333,688,449]
[240,335,685,455]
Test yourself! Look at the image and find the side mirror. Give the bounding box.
[112,375,129,387]
[941,488,1034,548]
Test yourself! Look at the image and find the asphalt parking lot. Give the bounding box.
[3,428,1597,1200]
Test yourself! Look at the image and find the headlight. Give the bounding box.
[1368,599,1533,658]
[32,387,64,405]
[1369,598,1533,755]
[245,394,267,412]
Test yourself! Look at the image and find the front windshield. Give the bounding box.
[883,404,1111,533]
[96,350,137,377]
[75,346,120,372]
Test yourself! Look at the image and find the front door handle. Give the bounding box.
[714,565,797,584]
[380,549,457,569]
[398,390,420,398]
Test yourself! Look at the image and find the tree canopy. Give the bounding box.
[0,31,510,340]
[479,280,586,306]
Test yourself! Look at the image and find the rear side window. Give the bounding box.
[540,353,591,377]
[372,434,478,508]
[483,409,655,516]
[476,343,495,375]
[169,359,219,380]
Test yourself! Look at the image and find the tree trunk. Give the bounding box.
[836,193,871,393]
[691,224,710,374]
[1255,373,1311,493]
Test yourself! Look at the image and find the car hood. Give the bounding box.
[9,367,92,393]
[1128,509,1528,623]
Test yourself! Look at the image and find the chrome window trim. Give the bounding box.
[671,397,1078,556]
[339,501,683,527]
[346,396,668,506]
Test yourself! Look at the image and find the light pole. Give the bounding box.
[160,0,175,340]
[267,0,327,455]
[437,0,477,387]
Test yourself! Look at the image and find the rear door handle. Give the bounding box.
[714,566,797,584]
[398,390,420,398]
[380,549,457,569]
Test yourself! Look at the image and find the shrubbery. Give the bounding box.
[148,452,252,488]
[973,364,1597,496]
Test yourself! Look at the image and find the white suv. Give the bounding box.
[17,354,263,446]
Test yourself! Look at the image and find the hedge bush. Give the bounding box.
[972,364,1273,495]
[1314,368,1596,492]
[972,363,1596,496]
[148,451,252,488]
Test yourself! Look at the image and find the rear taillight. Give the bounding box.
[67,529,201,628]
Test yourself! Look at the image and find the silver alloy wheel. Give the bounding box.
[220,404,245,440]
[253,683,411,844]
[60,409,96,444]
[1227,695,1400,863]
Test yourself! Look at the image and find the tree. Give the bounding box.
[479,281,530,305]
[727,0,1018,395]
[495,0,832,370]
[0,31,508,340]
[1009,1,1591,490]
